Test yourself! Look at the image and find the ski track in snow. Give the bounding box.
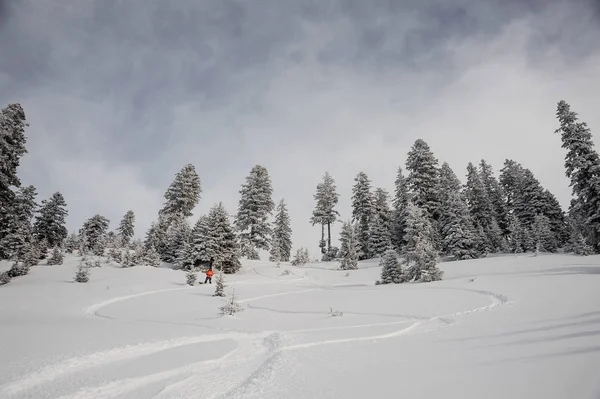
[84,286,194,317]
[3,266,512,399]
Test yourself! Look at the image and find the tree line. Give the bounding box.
[1,100,599,286]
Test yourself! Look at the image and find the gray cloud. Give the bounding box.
[1,0,599,256]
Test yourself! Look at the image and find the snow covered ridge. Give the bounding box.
[1,253,599,398]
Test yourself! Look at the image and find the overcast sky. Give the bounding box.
[1,0,600,257]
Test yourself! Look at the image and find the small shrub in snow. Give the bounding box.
[83,258,102,268]
[186,269,197,286]
[322,246,339,262]
[345,272,350,277]
[291,247,310,266]
[281,269,292,276]
[0,271,11,285]
[219,289,244,315]
[328,307,343,317]
[570,232,594,256]
[142,245,161,267]
[19,242,40,268]
[92,243,105,257]
[8,261,29,277]
[121,252,134,267]
[108,248,122,264]
[64,233,79,253]
[213,271,226,297]
[46,248,64,265]
[74,263,90,283]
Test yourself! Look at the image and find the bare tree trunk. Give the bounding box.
[327,221,332,251]
[320,224,326,254]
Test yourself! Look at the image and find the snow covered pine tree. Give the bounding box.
[270,199,293,262]
[310,172,340,258]
[351,172,374,260]
[235,165,275,260]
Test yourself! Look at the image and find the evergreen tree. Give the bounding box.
[518,226,535,253]
[479,160,510,235]
[501,159,568,245]
[142,244,161,267]
[0,185,37,260]
[213,271,226,297]
[405,139,442,221]
[191,215,210,264]
[379,249,403,284]
[513,168,546,228]
[185,268,197,286]
[555,100,600,251]
[499,159,522,211]
[532,214,558,252]
[402,203,442,282]
[33,192,68,248]
[438,162,467,254]
[207,202,241,274]
[269,236,282,264]
[439,162,463,199]
[235,165,275,259]
[465,162,494,228]
[271,199,292,262]
[391,167,410,251]
[47,247,64,265]
[310,172,340,254]
[158,163,201,223]
[339,221,360,270]
[144,215,169,256]
[507,214,524,253]
[174,239,194,270]
[485,219,507,253]
[117,210,135,246]
[74,262,90,283]
[105,231,119,249]
[291,247,311,266]
[64,233,79,253]
[441,191,480,260]
[351,171,374,259]
[540,189,569,246]
[0,104,28,259]
[565,217,594,256]
[79,214,110,255]
[163,214,191,263]
[369,188,392,257]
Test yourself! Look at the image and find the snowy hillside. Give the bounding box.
[1,254,599,399]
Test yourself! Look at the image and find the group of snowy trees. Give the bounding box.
[0,104,71,283]
[2,99,599,286]
[140,163,294,275]
[309,101,600,285]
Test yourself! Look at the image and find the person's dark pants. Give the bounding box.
[204,276,212,284]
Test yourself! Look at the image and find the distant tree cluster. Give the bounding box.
[2,99,598,288]
[308,101,598,285]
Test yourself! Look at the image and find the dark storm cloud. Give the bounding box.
[0,0,599,252]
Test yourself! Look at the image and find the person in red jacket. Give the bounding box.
[204,268,214,284]
[204,259,215,284]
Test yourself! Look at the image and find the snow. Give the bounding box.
[1,253,600,398]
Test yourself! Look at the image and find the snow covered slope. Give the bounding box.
[0,253,599,399]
